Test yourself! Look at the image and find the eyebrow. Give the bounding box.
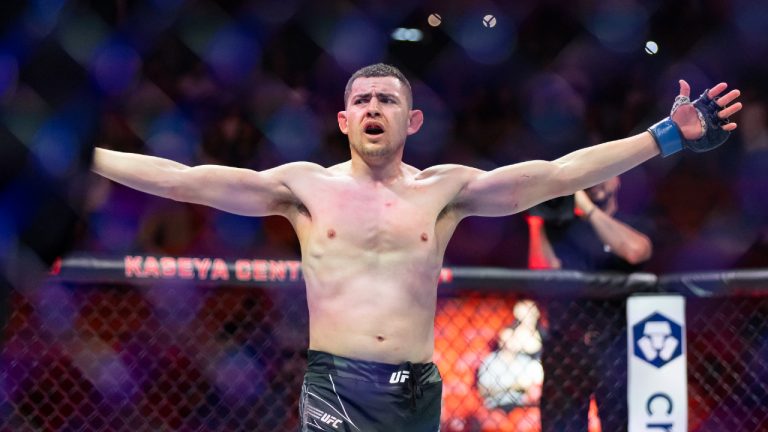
[351,92,400,101]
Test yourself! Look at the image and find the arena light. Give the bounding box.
[645,40,659,55]
[391,27,423,42]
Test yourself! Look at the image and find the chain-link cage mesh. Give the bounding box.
[1,282,310,431]
[3,282,768,431]
[687,298,768,431]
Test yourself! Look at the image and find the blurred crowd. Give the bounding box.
[2,0,768,271]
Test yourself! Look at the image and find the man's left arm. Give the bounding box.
[454,80,742,218]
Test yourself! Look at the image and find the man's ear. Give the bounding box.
[337,111,349,134]
[407,109,424,135]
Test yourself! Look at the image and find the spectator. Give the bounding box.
[477,300,544,411]
[527,176,652,432]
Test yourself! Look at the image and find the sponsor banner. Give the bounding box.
[124,256,302,282]
[52,255,455,286]
[627,295,687,432]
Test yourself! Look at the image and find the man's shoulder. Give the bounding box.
[278,161,327,171]
[415,163,478,181]
[273,161,339,178]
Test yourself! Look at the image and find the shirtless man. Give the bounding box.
[92,64,742,431]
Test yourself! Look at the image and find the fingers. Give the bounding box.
[677,79,742,131]
[707,82,728,99]
[718,101,743,119]
[717,89,740,107]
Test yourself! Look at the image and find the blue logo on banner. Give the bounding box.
[632,312,683,368]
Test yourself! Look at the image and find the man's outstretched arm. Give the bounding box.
[92,148,301,217]
[454,80,742,218]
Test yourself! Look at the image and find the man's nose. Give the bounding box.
[365,99,381,116]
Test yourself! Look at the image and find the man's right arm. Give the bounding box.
[92,148,301,217]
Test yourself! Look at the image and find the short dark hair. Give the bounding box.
[344,63,413,108]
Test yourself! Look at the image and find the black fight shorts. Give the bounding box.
[299,350,442,432]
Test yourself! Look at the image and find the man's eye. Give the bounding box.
[355,99,367,104]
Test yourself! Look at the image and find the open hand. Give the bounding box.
[672,80,742,140]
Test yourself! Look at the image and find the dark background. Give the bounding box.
[2,0,767,274]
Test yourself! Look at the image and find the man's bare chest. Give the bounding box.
[297,182,445,250]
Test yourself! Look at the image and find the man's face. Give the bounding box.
[337,76,422,162]
[586,176,620,209]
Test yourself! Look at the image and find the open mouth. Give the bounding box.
[364,123,385,137]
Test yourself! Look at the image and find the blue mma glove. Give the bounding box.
[648,89,732,157]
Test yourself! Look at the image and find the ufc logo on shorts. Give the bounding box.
[389,370,410,383]
[305,404,344,429]
[321,413,343,428]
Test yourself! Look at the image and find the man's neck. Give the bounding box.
[348,153,405,184]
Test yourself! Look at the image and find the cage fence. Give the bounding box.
[1,259,768,431]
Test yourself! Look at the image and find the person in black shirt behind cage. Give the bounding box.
[527,176,652,432]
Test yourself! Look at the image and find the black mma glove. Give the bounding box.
[648,89,732,157]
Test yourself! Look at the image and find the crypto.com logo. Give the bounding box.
[632,312,683,368]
